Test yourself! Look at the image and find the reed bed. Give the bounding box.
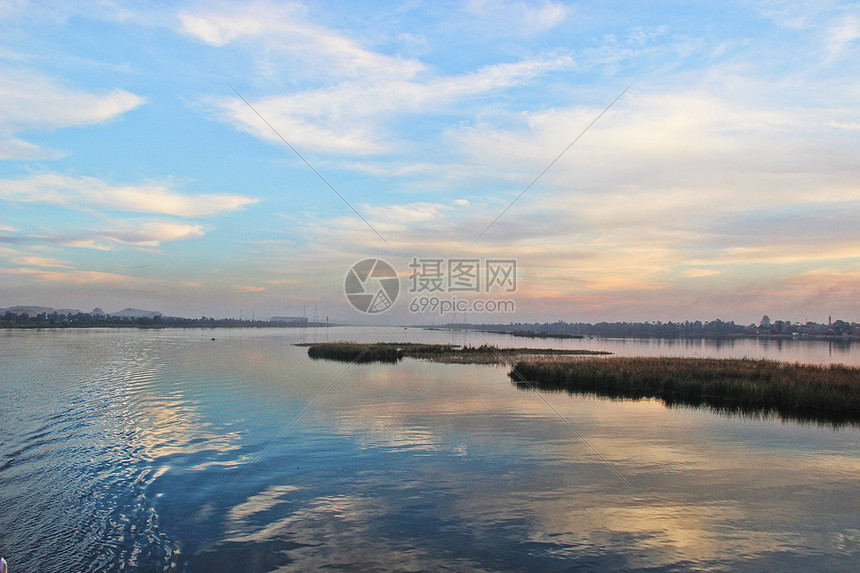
[510,357,860,421]
[506,331,584,339]
[301,342,442,363]
[299,342,610,364]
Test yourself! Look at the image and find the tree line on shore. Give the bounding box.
[0,311,326,329]
[453,316,859,338]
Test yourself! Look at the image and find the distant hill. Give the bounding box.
[1,305,162,318]
[1,305,83,316]
[109,308,162,319]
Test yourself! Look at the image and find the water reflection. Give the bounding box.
[0,328,858,572]
[390,328,860,366]
[512,378,860,429]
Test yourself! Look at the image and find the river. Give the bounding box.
[0,327,858,571]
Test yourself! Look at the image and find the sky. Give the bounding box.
[0,0,858,324]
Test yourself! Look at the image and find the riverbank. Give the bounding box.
[510,357,860,423]
[0,321,332,329]
[297,342,611,364]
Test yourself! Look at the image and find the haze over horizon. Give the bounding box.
[1,1,858,325]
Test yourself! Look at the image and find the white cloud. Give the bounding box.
[211,55,573,154]
[0,136,64,160]
[181,2,574,154]
[179,2,307,46]
[363,202,450,225]
[825,14,860,61]
[43,220,205,250]
[264,71,860,311]
[92,221,205,247]
[452,88,806,174]
[178,1,422,81]
[0,79,143,131]
[0,174,258,217]
[523,1,569,33]
[0,66,145,159]
[760,2,860,63]
[448,78,860,208]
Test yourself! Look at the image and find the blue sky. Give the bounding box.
[1,0,858,323]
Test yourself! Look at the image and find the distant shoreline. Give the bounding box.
[0,322,334,330]
[1,323,857,341]
[422,327,859,342]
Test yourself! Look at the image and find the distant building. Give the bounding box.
[270,316,308,324]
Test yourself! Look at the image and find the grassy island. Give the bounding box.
[504,331,584,339]
[510,357,860,423]
[298,342,611,364]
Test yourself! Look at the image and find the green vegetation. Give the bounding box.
[298,342,611,364]
[510,357,860,424]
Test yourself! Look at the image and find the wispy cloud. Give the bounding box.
[0,73,144,130]
[760,2,860,63]
[825,14,860,61]
[0,66,144,160]
[778,268,860,298]
[10,256,74,268]
[182,2,573,154]
[89,221,205,247]
[0,267,136,285]
[3,0,859,320]
[263,66,860,311]
[0,136,64,160]
[681,268,723,278]
[1,220,208,250]
[178,1,421,80]
[0,174,258,217]
[465,0,569,36]
[51,221,205,249]
[232,284,266,292]
[207,55,574,154]
[523,1,569,33]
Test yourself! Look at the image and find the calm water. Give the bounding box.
[1,327,858,572]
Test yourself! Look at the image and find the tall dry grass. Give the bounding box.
[510,357,860,422]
